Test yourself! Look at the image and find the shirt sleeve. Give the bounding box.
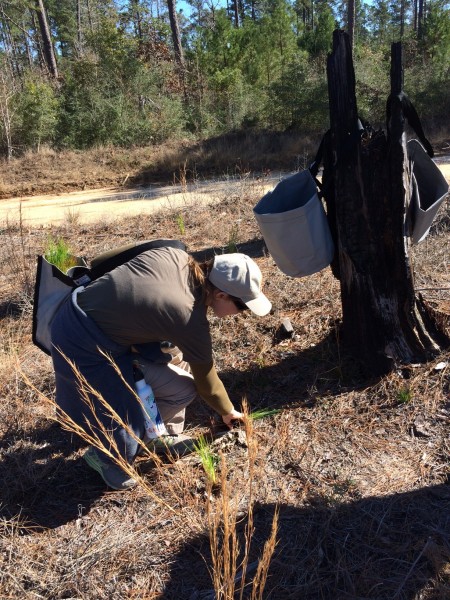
[189,361,234,415]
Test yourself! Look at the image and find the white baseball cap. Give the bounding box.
[208,253,272,317]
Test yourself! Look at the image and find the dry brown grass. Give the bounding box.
[0,132,322,200]
[0,173,449,599]
[1,132,448,202]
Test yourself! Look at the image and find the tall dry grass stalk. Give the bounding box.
[207,399,279,600]
[21,348,181,514]
[4,207,34,296]
[21,350,279,597]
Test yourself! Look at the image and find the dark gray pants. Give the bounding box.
[50,293,144,463]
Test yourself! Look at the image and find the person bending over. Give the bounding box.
[50,247,272,490]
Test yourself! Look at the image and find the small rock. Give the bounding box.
[274,317,294,342]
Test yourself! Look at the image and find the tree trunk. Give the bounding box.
[166,0,185,70]
[418,0,424,39]
[400,0,405,37]
[347,0,355,50]
[0,60,14,160]
[34,0,58,79]
[325,30,449,376]
[232,0,240,27]
[77,0,82,46]
[86,0,93,35]
[131,0,143,41]
[23,17,34,68]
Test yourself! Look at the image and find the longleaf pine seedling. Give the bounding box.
[44,237,78,273]
[176,212,185,235]
[194,434,219,484]
[397,387,412,404]
[249,408,281,421]
[226,224,239,253]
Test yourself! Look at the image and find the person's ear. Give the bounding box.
[214,290,228,301]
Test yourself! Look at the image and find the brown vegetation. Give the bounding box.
[0,163,449,598]
[2,131,448,202]
[0,132,322,200]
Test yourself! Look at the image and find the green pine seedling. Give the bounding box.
[225,224,239,253]
[193,434,219,484]
[397,387,412,404]
[44,237,77,273]
[176,213,185,235]
[249,408,281,421]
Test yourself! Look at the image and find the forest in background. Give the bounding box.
[0,0,449,160]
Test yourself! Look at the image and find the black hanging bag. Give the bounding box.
[32,239,186,355]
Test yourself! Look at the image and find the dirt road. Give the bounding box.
[1,164,449,227]
[0,176,276,227]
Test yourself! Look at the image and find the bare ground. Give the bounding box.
[1,164,448,228]
[0,148,449,599]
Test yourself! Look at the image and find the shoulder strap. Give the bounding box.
[387,91,434,157]
[88,239,186,281]
[309,131,328,182]
[309,130,332,197]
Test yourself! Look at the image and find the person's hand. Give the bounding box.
[222,408,244,429]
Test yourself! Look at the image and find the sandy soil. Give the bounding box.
[1,164,449,227]
[0,177,277,227]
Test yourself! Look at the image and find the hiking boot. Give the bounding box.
[83,447,137,491]
[143,434,195,458]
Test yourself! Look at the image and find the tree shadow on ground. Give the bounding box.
[239,347,371,413]
[129,130,316,187]
[190,238,267,263]
[207,322,373,425]
[162,483,450,599]
[188,239,383,429]
[0,421,105,531]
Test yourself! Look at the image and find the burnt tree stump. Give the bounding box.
[325,30,449,375]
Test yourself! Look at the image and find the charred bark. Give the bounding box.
[325,30,449,375]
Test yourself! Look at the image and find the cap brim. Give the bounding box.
[245,293,272,317]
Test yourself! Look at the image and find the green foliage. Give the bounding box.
[354,45,390,125]
[250,408,281,420]
[57,52,184,148]
[46,0,79,58]
[402,32,450,128]
[266,56,329,130]
[0,0,448,155]
[298,3,336,56]
[44,237,77,273]
[422,0,450,73]
[14,76,59,150]
[396,387,412,404]
[193,435,219,484]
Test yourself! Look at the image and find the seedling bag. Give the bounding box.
[32,239,186,355]
[253,170,334,277]
[407,139,449,244]
[32,255,84,355]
